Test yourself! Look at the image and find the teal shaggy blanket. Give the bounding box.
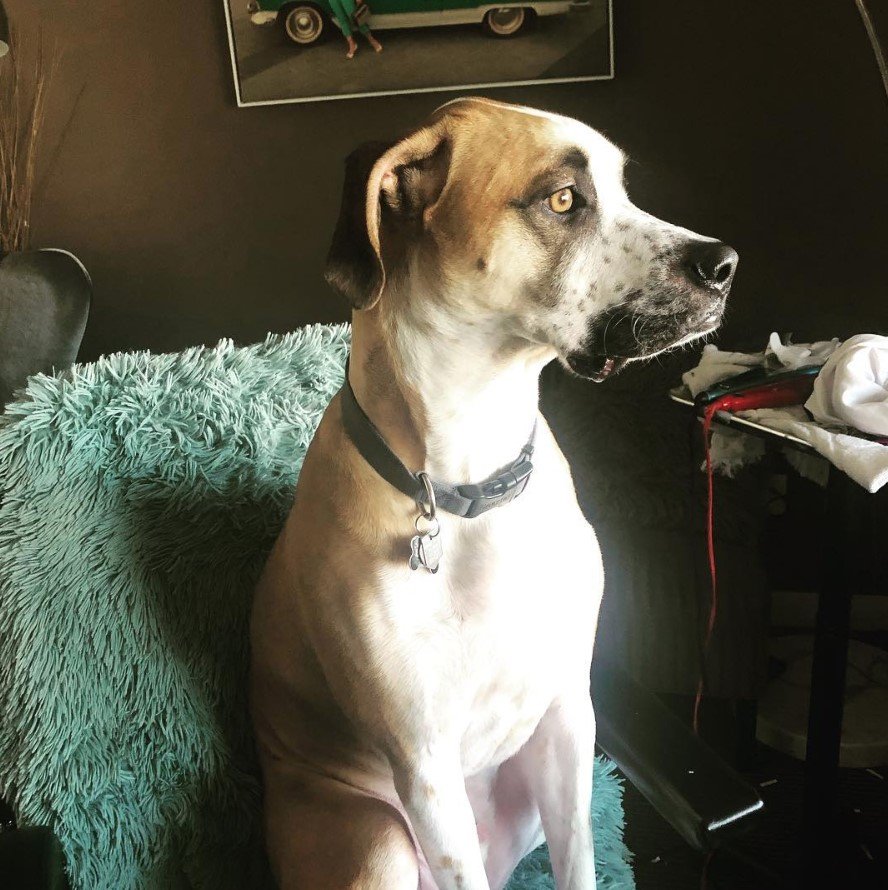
[0,326,634,890]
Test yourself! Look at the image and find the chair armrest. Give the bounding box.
[592,660,764,852]
[0,826,71,890]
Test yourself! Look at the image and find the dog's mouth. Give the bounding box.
[565,290,726,382]
[565,353,629,383]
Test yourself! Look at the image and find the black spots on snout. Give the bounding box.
[590,281,715,357]
[476,257,487,272]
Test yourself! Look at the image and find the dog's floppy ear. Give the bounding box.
[325,141,394,311]
[325,123,451,310]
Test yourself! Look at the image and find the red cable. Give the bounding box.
[691,373,817,735]
[694,403,720,736]
[700,850,715,890]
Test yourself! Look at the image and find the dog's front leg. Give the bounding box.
[392,745,491,890]
[521,693,596,890]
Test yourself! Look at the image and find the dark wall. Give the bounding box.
[11,0,888,362]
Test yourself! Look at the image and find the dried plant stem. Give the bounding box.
[854,0,888,105]
[0,27,57,256]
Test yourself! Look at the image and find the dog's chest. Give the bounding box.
[457,615,561,775]
[432,511,597,775]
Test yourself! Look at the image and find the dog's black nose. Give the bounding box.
[686,242,738,292]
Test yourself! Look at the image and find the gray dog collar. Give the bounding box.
[339,359,536,519]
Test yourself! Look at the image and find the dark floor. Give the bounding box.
[621,720,888,890]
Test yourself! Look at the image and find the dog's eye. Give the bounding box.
[547,187,575,214]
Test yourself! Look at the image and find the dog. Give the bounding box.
[250,97,737,890]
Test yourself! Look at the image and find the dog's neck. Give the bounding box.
[349,303,552,486]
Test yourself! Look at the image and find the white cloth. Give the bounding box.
[805,334,888,437]
[681,344,763,398]
[683,334,888,493]
[764,332,840,370]
[741,406,888,494]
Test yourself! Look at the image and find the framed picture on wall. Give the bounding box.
[223,0,613,106]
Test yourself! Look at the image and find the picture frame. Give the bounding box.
[223,0,613,107]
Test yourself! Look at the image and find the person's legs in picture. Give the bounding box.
[361,24,383,54]
[327,0,358,58]
[357,16,383,54]
[328,0,382,57]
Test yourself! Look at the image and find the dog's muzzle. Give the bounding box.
[567,240,738,382]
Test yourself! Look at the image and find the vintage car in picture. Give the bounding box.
[247,0,583,44]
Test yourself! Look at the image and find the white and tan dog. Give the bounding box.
[250,97,737,890]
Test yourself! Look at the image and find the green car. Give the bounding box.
[247,0,582,45]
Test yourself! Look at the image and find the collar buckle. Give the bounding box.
[457,457,534,517]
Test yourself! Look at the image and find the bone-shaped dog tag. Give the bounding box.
[408,530,442,573]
